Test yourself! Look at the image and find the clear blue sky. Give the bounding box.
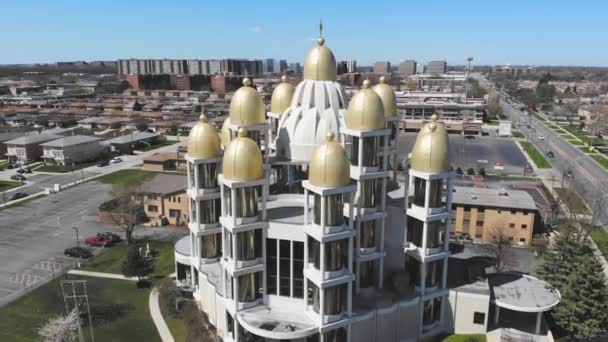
[1,0,607,66]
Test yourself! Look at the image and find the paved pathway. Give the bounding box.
[149,287,175,342]
[67,269,140,281]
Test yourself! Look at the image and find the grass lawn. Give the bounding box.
[590,154,608,170]
[519,141,551,168]
[512,130,525,138]
[82,240,175,278]
[554,188,590,215]
[0,160,9,168]
[591,229,608,258]
[95,169,162,186]
[441,334,487,342]
[166,317,187,342]
[34,161,98,173]
[0,180,21,192]
[0,275,160,342]
[531,112,547,121]
[567,139,584,145]
[486,121,499,126]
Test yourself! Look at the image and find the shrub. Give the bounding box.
[466,168,475,175]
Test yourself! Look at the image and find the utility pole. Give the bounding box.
[61,280,94,342]
[73,227,79,247]
[465,57,473,103]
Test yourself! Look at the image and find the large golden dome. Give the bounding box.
[220,117,231,149]
[345,80,386,131]
[410,114,449,173]
[270,75,295,114]
[229,78,266,126]
[303,38,337,81]
[308,132,350,188]
[373,76,397,118]
[222,128,264,181]
[187,114,222,159]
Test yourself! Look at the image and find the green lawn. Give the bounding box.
[519,141,551,168]
[82,241,175,278]
[554,188,590,215]
[441,334,487,342]
[34,161,98,173]
[0,275,160,342]
[512,130,525,138]
[591,229,608,258]
[567,139,584,146]
[0,180,21,192]
[166,317,187,342]
[0,160,9,168]
[590,154,608,170]
[531,112,547,121]
[95,169,162,186]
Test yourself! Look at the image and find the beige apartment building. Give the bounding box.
[141,174,189,226]
[451,187,537,246]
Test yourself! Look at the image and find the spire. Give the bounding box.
[319,17,323,38]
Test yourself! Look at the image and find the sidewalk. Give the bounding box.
[149,287,175,342]
[67,269,140,281]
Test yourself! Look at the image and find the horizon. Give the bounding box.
[1,0,607,67]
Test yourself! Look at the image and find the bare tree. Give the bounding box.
[588,104,608,136]
[38,308,79,342]
[109,182,145,245]
[488,223,512,272]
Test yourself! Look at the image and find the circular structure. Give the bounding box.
[303,37,337,81]
[308,132,350,188]
[222,128,264,181]
[186,114,222,159]
[410,114,449,173]
[220,117,231,149]
[345,80,386,131]
[270,75,295,114]
[373,76,397,118]
[488,272,560,312]
[229,78,266,126]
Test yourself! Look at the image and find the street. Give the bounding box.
[478,75,608,227]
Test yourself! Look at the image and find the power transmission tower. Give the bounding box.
[61,279,95,342]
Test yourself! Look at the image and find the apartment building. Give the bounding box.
[142,174,189,226]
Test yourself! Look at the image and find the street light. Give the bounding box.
[72,227,79,247]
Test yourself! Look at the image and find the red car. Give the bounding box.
[85,236,113,247]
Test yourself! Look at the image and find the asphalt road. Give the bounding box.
[0,181,115,305]
[478,75,608,226]
[397,133,528,175]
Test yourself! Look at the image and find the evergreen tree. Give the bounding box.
[537,227,580,290]
[553,253,608,340]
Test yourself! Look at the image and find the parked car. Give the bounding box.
[85,236,113,247]
[97,160,110,167]
[10,174,26,181]
[64,246,93,258]
[97,232,122,243]
[464,135,476,140]
[547,151,555,158]
[109,157,123,164]
[16,168,31,174]
[9,192,28,201]
[538,135,545,140]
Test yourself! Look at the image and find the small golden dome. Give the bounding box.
[304,38,337,81]
[270,75,295,114]
[229,78,265,126]
[410,115,449,173]
[187,114,221,159]
[222,128,264,181]
[220,117,231,149]
[373,77,397,118]
[308,132,350,188]
[345,80,386,131]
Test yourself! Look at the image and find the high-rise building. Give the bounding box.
[399,60,417,76]
[346,59,357,73]
[427,60,447,74]
[337,61,348,74]
[264,58,275,73]
[288,62,301,73]
[373,61,391,74]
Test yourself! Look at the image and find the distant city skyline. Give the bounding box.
[1,0,607,66]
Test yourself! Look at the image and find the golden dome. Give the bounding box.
[410,114,449,173]
[220,117,231,149]
[304,38,337,81]
[229,78,266,126]
[187,114,221,159]
[270,75,295,113]
[345,80,386,131]
[222,128,264,181]
[373,76,397,118]
[308,132,350,188]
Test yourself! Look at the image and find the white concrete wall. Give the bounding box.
[351,298,420,342]
[448,289,489,334]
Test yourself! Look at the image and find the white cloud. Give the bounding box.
[249,26,263,33]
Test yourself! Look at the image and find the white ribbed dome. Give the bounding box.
[274,79,347,162]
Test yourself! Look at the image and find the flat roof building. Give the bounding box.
[427,60,448,75]
[399,60,417,76]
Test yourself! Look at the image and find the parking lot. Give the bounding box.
[0,181,114,305]
[397,133,529,175]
